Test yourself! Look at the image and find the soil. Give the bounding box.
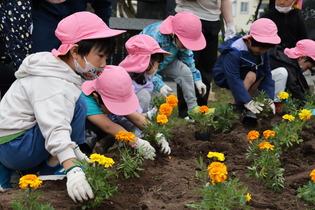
[1,113,315,210]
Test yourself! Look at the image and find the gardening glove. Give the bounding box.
[74,145,91,164]
[66,166,94,203]
[244,100,264,114]
[265,99,276,114]
[155,133,171,155]
[134,137,156,159]
[195,80,207,97]
[159,85,173,97]
[146,106,158,120]
[224,23,236,41]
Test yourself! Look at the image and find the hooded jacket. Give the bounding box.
[0,52,83,164]
[213,36,275,104]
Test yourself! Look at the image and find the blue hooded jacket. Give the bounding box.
[213,36,275,105]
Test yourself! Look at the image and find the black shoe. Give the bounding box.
[242,110,257,128]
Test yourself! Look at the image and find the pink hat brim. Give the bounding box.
[177,33,206,51]
[243,34,281,45]
[284,48,300,59]
[159,16,174,35]
[103,93,139,116]
[119,54,151,73]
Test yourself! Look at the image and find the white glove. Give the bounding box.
[195,80,207,97]
[244,100,264,114]
[146,107,158,120]
[265,99,275,114]
[66,166,94,203]
[224,23,236,41]
[74,146,91,164]
[155,133,171,155]
[134,138,156,159]
[159,85,173,97]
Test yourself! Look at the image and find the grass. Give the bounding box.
[208,84,233,109]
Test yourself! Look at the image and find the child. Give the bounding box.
[0,11,125,203]
[81,65,170,157]
[119,34,171,113]
[212,18,281,115]
[140,11,207,118]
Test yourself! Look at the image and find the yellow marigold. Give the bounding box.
[207,152,225,161]
[159,103,173,116]
[166,95,178,108]
[90,153,107,165]
[299,109,312,121]
[19,174,42,189]
[310,169,315,182]
[199,105,209,113]
[156,114,168,125]
[282,114,295,121]
[247,130,260,141]
[115,131,135,143]
[263,130,275,140]
[246,193,252,202]
[258,142,275,150]
[104,157,115,168]
[207,162,228,185]
[278,91,289,100]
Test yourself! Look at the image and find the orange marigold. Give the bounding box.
[159,103,173,116]
[156,114,168,125]
[247,130,260,141]
[115,131,135,143]
[166,95,178,108]
[199,105,209,113]
[258,142,275,150]
[207,162,228,185]
[263,130,275,140]
[19,174,42,189]
[310,169,315,182]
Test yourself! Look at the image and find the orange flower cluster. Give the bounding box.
[258,142,275,150]
[207,162,228,185]
[263,130,275,140]
[19,174,42,189]
[247,130,259,141]
[156,114,168,125]
[199,105,209,113]
[166,95,178,108]
[159,103,173,116]
[115,131,135,143]
[310,169,315,182]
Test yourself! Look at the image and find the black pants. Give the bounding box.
[177,20,221,118]
[0,62,16,99]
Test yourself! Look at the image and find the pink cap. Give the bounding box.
[52,11,126,57]
[81,65,139,116]
[293,0,303,9]
[243,18,281,45]
[284,39,315,61]
[159,11,206,51]
[119,35,171,73]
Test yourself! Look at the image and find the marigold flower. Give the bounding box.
[207,162,228,185]
[247,130,260,141]
[19,174,42,189]
[156,114,168,125]
[115,131,135,143]
[166,95,178,108]
[159,103,173,116]
[310,169,315,182]
[278,91,289,100]
[263,130,275,140]
[199,105,209,113]
[258,142,275,150]
[90,153,107,165]
[104,157,115,168]
[298,109,312,121]
[207,152,225,161]
[246,193,252,202]
[282,114,295,121]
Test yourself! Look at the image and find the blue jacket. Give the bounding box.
[140,22,202,92]
[213,36,275,105]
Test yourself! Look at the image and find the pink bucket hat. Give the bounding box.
[52,11,126,57]
[81,65,139,115]
[243,18,281,45]
[284,39,315,61]
[159,11,206,51]
[119,34,171,73]
[293,0,303,9]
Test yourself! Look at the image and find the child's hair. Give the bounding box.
[130,53,164,85]
[250,37,276,49]
[305,56,315,66]
[76,38,116,56]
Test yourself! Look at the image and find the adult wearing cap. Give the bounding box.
[0,11,125,202]
[175,0,236,118]
[213,18,281,116]
[140,11,207,116]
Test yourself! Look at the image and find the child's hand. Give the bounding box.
[134,138,156,159]
[195,81,207,97]
[160,85,173,97]
[244,100,264,114]
[155,133,171,155]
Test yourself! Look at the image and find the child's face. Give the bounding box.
[275,0,296,7]
[77,46,108,69]
[247,39,270,56]
[92,92,111,114]
[146,61,159,75]
[298,57,315,72]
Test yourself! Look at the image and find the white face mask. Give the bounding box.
[275,1,295,13]
[74,57,104,80]
[145,62,158,79]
